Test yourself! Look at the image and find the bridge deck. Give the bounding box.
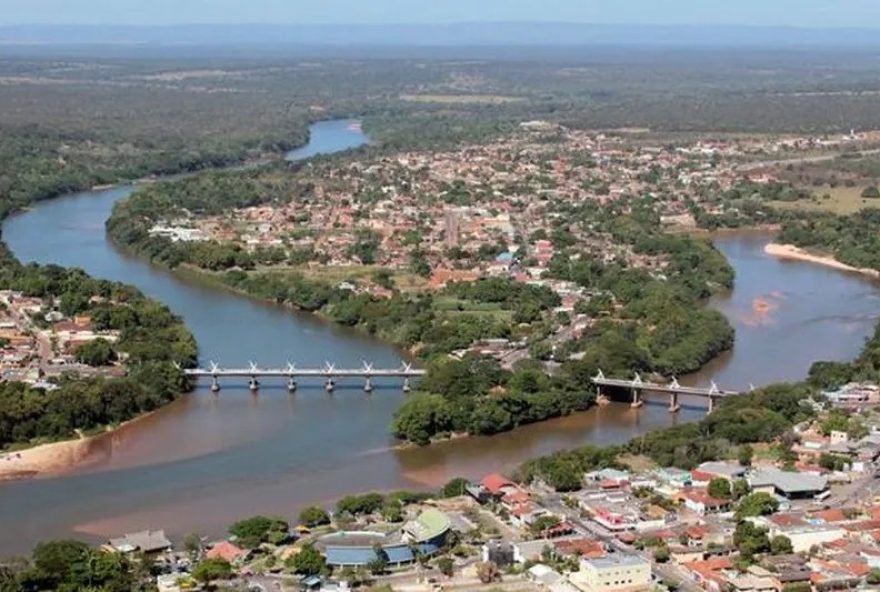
[185,368,425,378]
[591,377,739,397]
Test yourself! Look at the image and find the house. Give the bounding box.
[681,557,734,592]
[747,468,828,500]
[528,563,564,588]
[107,530,172,554]
[206,540,247,564]
[513,539,554,564]
[693,461,747,484]
[681,490,733,515]
[482,540,515,566]
[553,538,606,559]
[752,516,846,553]
[481,473,516,497]
[570,553,651,592]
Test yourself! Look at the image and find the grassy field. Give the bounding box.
[768,185,880,215]
[289,265,427,292]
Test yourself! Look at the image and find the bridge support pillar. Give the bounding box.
[708,396,715,414]
[211,376,221,393]
[249,377,259,392]
[630,388,643,408]
[402,378,412,393]
[325,378,335,393]
[669,392,681,413]
[364,377,373,393]
[287,378,297,393]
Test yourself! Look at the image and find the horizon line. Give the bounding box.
[3,21,880,32]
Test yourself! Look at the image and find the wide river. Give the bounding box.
[0,121,879,554]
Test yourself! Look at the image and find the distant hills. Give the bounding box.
[2,22,880,48]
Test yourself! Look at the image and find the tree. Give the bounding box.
[436,556,455,577]
[707,477,732,499]
[862,186,880,199]
[228,515,289,548]
[75,338,117,366]
[299,506,331,527]
[192,558,232,584]
[391,393,453,445]
[367,544,389,575]
[654,546,670,563]
[183,532,203,560]
[738,444,754,467]
[867,568,880,585]
[736,492,780,520]
[732,479,750,501]
[442,477,471,498]
[733,521,771,562]
[770,535,793,555]
[336,492,385,516]
[476,561,500,584]
[530,515,561,536]
[288,543,326,576]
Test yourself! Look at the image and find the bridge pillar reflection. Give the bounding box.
[630,388,643,408]
[669,392,681,413]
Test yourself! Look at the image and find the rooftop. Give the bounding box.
[748,468,827,494]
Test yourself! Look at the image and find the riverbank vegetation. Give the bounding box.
[516,319,880,490]
[777,209,880,271]
[0,249,196,450]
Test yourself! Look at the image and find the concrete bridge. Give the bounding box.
[184,361,424,393]
[591,370,742,413]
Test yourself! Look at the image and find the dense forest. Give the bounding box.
[0,251,196,449]
[8,47,880,220]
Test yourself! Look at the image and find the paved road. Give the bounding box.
[735,148,880,173]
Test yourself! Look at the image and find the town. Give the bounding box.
[80,389,880,592]
[0,288,128,386]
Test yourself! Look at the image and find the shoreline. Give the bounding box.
[764,242,880,279]
[0,405,164,482]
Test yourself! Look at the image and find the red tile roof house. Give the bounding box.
[554,538,606,559]
[501,490,531,510]
[206,541,248,564]
[681,490,733,516]
[482,473,516,497]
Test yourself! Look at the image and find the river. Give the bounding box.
[0,121,878,554]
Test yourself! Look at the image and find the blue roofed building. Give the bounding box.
[319,509,451,567]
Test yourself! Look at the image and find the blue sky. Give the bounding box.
[2,0,880,28]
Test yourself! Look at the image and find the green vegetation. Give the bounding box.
[299,506,331,528]
[288,543,328,576]
[778,208,880,271]
[0,256,196,450]
[391,356,594,444]
[3,539,150,592]
[736,492,780,520]
[74,337,117,367]
[228,515,289,549]
[192,558,233,584]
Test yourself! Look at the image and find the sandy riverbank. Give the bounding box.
[764,242,880,279]
[0,436,100,481]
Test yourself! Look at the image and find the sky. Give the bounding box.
[2,0,880,29]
